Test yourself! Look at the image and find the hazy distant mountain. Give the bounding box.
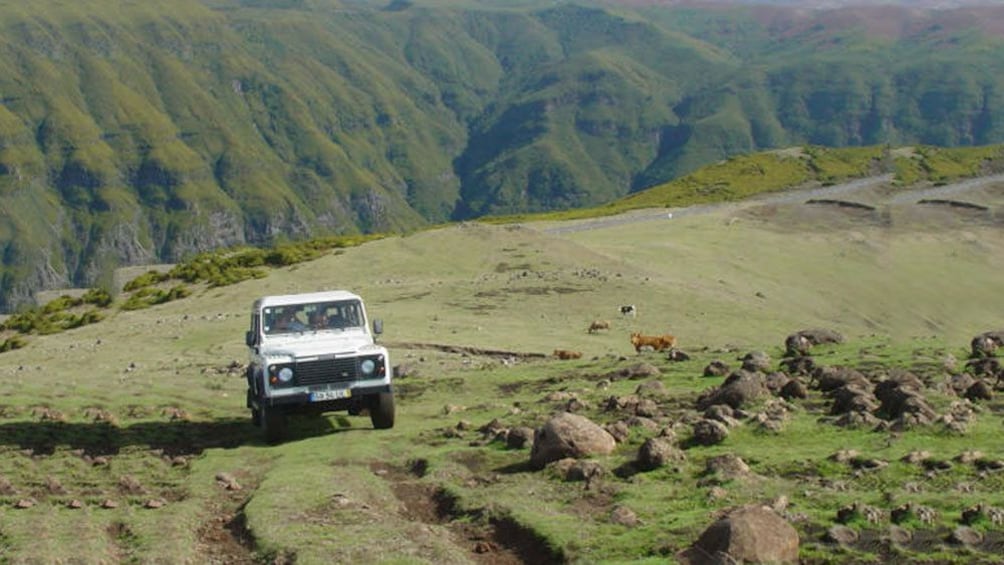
[2,0,1004,310]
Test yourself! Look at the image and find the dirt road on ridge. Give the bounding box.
[542,173,1004,234]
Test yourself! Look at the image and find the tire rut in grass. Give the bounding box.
[196,495,263,564]
[373,460,562,565]
[107,521,139,563]
[196,465,285,565]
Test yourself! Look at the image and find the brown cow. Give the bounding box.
[588,320,611,334]
[553,349,583,360]
[630,332,676,353]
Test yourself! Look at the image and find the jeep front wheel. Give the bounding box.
[262,406,287,443]
[369,392,395,430]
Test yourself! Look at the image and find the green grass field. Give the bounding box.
[0,184,1003,563]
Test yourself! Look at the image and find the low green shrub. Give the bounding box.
[123,270,172,292]
[81,288,112,307]
[0,336,26,352]
[121,286,192,311]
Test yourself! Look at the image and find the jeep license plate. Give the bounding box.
[310,389,351,402]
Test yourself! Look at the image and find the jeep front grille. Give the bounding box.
[294,357,360,387]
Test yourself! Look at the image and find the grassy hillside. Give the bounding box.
[0,172,1001,562]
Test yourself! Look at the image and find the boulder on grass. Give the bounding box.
[529,413,616,470]
[678,505,799,565]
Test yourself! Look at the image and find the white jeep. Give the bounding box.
[244,290,394,442]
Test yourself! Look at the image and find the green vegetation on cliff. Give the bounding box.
[4,0,1004,310]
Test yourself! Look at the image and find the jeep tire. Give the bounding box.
[369,392,395,430]
[262,406,287,444]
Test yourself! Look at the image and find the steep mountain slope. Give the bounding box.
[4,0,1004,311]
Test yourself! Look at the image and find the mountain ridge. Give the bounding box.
[4,0,1004,310]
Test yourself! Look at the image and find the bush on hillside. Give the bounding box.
[82,288,113,307]
[0,336,27,352]
[123,270,172,292]
[120,285,192,311]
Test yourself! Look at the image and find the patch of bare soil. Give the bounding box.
[196,506,258,565]
[196,472,275,565]
[371,460,562,565]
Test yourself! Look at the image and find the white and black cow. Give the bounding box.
[619,304,637,318]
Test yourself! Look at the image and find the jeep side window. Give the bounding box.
[344,303,362,327]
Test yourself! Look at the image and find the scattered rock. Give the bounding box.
[829,384,878,415]
[824,525,858,545]
[740,351,771,373]
[505,427,534,449]
[886,525,913,546]
[215,472,242,491]
[704,404,741,428]
[900,450,931,464]
[679,505,799,565]
[954,450,984,464]
[604,421,631,443]
[797,328,845,346]
[393,362,418,379]
[836,502,884,525]
[567,460,605,483]
[964,380,993,401]
[779,379,808,400]
[784,333,813,357]
[835,411,881,428]
[610,505,640,527]
[814,366,870,393]
[891,503,936,525]
[703,360,730,378]
[697,371,767,410]
[637,437,685,471]
[635,381,667,398]
[45,476,67,495]
[948,526,983,546]
[118,475,145,495]
[529,413,616,469]
[828,449,859,464]
[606,363,661,381]
[779,355,815,376]
[691,419,729,446]
[970,331,1003,358]
[848,457,888,472]
[702,454,751,482]
[666,349,690,362]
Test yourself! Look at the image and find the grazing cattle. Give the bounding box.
[553,349,583,360]
[630,332,676,353]
[588,320,611,334]
[619,305,637,318]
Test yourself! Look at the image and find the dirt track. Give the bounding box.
[543,173,1004,234]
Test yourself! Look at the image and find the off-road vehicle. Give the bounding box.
[244,290,394,442]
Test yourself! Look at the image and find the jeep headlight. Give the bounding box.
[278,367,294,383]
[360,355,384,378]
[268,364,295,385]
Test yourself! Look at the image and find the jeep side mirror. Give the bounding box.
[245,330,256,347]
[372,319,383,335]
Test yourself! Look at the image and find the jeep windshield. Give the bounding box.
[262,299,365,336]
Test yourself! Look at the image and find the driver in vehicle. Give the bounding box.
[274,308,308,332]
[309,308,330,330]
